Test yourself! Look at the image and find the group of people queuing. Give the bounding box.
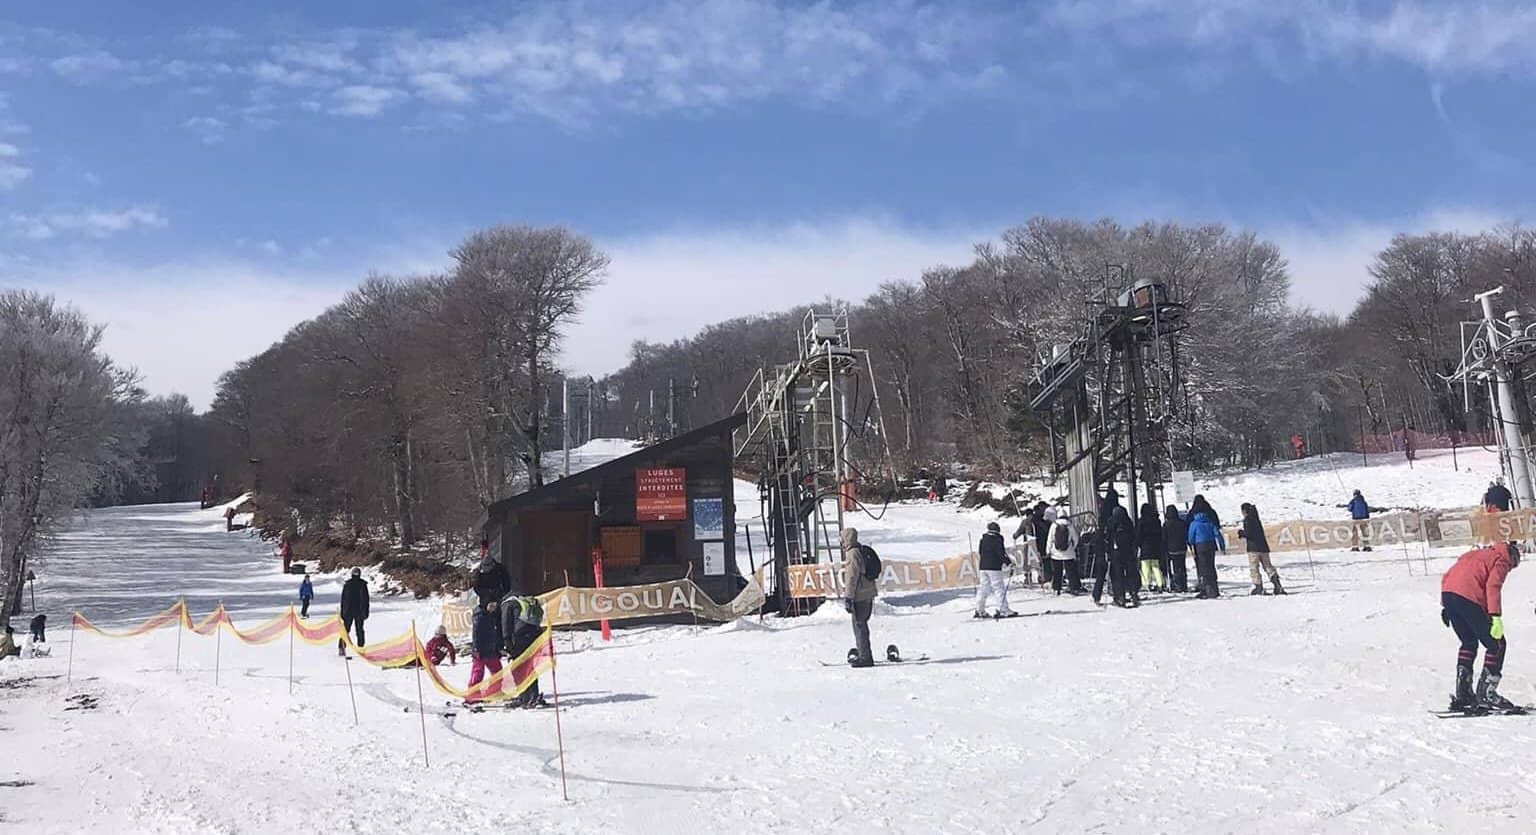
[990,489,1291,613]
[466,542,550,707]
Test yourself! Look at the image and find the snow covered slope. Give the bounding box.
[4,451,1535,833]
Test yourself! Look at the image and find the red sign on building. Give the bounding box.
[636,467,687,521]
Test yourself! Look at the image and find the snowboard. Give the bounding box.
[1429,704,1534,719]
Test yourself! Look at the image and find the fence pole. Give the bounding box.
[550,635,570,802]
[175,599,183,674]
[343,649,359,726]
[66,615,76,684]
[214,603,224,685]
[412,620,430,767]
[288,606,295,695]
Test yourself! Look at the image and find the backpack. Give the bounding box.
[1052,522,1071,553]
[859,544,882,581]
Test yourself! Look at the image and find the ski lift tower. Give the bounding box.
[733,311,893,615]
[1026,269,1188,524]
[1446,286,1536,509]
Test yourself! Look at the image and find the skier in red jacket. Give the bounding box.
[1441,542,1521,712]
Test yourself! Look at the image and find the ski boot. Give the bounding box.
[847,648,859,664]
[1449,664,1479,713]
[1250,584,1265,596]
[1128,592,1141,608]
[1271,577,1287,596]
[1477,670,1519,712]
[886,644,901,662]
[1362,546,1373,552]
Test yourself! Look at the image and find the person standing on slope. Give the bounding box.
[298,574,314,618]
[1162,505,1189,593]
[1484,479,1514,513]
[1238,502,1285,596]
[1097,504,1139,608]
[500,594,549,708]
[1187,510,1226,599]
[1189,494,1221,530]
[338,567,369,656]
[1047,511,1082,595]
[466,599,503,703]
[1347,489,1372,552]
[1441,542,1521,712]
[1032,502,1054,586]
[974,522,1015,618]
[472,542,512,610]
[1136,503,1166,593]
[841,528,879,667]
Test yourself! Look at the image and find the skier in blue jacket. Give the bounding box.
[1187,511,1227,599]
[1347,489,1372,552]
[298,575,314,618]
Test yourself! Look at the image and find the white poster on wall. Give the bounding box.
[1172,470,1198,506]
[702,541,726,576]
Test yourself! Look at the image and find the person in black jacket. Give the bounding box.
[1238,502,1285,596]
[1136,503,1166,593]
[1484,479,1514,512]
[466,599,504,703]
[974,521,1016,618]
[1094,503,1140,607]
[338,567,369,656]
[472,550,512,610]
[1162,505,1190,593]
[501,594,549,708]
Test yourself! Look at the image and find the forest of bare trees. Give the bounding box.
[7,216,1535,600]
[602,219,1536,479]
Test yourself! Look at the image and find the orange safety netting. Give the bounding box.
[70,600,554,701]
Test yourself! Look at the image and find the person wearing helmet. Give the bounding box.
[974,521,1015,618]
[1441,541,1522,712]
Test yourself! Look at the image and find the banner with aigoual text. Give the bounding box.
[787,552,985,599]
[439,575,768,637]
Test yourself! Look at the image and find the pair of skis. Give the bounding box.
[1429,704,1533,719]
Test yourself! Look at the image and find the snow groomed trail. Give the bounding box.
[5,452,1536,833]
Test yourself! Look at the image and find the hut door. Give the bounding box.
[521,511,594,593]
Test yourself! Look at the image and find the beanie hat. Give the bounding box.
[987,522,1000,532]
[351,567,362,578]
[434,624,448,637]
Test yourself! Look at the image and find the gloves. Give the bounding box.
[844,600,854,614]
[1441,609,1450,627]
[1491,615,1504,640]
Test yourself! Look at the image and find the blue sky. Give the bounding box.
[2,0,1534,407]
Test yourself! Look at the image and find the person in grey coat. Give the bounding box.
[842,527,879,667]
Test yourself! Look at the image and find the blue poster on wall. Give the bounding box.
[692,497,724,540]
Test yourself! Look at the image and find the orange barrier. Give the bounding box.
[70,600,552,702]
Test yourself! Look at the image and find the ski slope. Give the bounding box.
[4,450,1535,833]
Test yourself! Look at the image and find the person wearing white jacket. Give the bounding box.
[1048,512,1083,595]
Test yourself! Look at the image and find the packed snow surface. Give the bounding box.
[4,449,1534,833]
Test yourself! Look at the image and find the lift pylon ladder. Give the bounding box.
[734,311,892,615]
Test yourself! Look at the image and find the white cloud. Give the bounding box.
[0,141,28,190]
[25,266,351,409]
[562,218,983,376]
[50,50,128,81]
[7,206,167,240]
[1264,208,1514,315]
[181,116,227,145]
[411,71,473,104]
[329,84,405,116]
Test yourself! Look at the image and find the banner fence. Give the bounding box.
[72,600,551,704]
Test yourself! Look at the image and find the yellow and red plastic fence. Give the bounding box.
[71,600,552,702]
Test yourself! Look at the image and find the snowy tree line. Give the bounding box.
[0,291,147,622]
[601,218,1536,479]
